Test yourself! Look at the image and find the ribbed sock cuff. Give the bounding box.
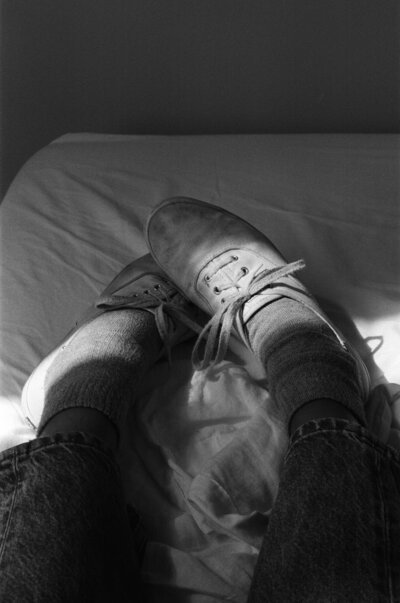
[38,309,161,436]
[266,346,366,427]
[247,300,367,429]
[37,358,141,435]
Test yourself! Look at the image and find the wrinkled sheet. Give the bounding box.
[1,134,400,601]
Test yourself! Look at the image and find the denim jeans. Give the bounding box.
[0,432,147,603]
[0,419,399,602]
[248,419,400,602]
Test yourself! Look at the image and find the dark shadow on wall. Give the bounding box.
[1,0,400,199]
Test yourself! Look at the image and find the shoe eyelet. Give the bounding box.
[205,275,210,282]
[213,286,221,295]
[144,290,149,294]
[241,267,249,275]
[232,255,238,261]
[221,298,225,304]
[154,284,161,290]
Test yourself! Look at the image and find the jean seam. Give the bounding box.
[377,452,397,603]
[0,450,19,567]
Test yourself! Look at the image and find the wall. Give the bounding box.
[1,0,399,198]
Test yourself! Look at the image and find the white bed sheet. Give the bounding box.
[1,134,400,601]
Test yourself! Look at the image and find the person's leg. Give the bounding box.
[6,255,201,602]
[245,298,400,600]
[0,432,146,603]
[247,414,400,602]
[0,309,161,602]
[145,198,399,601]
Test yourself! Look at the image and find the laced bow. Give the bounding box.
[192,259,308,370]
[96,285,202,364]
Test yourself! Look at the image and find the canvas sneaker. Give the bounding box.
[21,253,203,429]
[146,197,370,398]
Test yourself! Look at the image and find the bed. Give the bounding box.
[1,133,400,602]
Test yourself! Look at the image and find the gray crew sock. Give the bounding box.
[38,309,162,436]
[245,298,366,429]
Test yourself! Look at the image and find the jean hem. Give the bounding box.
[290,417,400,465]
[0,431,116,468]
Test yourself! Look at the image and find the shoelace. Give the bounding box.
[191,258,346,370]
[96,285,202,364]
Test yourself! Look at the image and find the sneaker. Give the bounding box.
[146,197,370,397]
[21,253,203,429]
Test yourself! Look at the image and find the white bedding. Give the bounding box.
[1,134,400,602]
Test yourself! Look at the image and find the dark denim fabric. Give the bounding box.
[0,420,399,602]
[248,418,400,602]
[0,433,146,603]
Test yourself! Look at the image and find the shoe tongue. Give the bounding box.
[239,274,311,327]
[241,288,283,323]
[197,248,268,303]
[196,249,312,330]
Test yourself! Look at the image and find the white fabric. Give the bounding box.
[1,134,400,601]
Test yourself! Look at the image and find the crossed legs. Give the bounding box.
[2,198,399,602]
